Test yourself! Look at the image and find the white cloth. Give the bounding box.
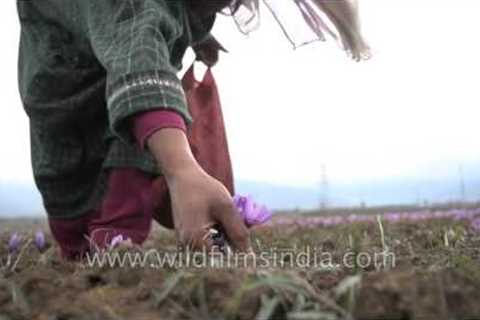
[227,0,371,61]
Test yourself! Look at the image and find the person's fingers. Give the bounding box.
[209,36,228,53]
[192,234,215,252]
[214,202,251,252]
[151,177,175,229]
[178,226,217,252]
[195,48,218,67]
[194,37,227,67]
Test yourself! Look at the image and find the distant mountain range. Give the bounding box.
[237,176,480,210]
[0,183,43,217]
[2,174,479,217]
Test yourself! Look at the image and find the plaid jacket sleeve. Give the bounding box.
[82,0,192,143]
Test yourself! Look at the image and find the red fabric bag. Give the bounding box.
[151,64,235,228]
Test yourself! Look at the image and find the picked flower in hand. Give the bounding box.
[233,195,272,227]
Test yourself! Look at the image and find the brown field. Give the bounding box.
[1,208,480,320]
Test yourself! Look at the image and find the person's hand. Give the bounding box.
[193,36,227,67]
[167,165,250,251]
[147,128,251,251]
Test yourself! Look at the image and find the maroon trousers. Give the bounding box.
[48,169,151,259]
[48,67,234,259]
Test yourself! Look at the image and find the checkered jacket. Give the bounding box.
[17,0,215,218]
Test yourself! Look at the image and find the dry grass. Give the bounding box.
[0,209,480,319]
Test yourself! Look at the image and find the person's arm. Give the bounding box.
[83,0,192,143]
[132,110,187,150]
[83,0,250,251]
[132,111,250,251]
[146,128,251,251]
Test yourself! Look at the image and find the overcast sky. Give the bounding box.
[1,0,479,190]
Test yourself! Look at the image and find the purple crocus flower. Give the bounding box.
[8,233,22,253]
[471,218,480,233]
[233,195,272,227]
[34,230,46,251]
[110,234,126,248]
[107,234,134,250]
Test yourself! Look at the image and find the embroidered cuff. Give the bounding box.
[107,71,191,144]
[133,110,187,149]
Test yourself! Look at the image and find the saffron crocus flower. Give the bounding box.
[8,233,22,253]
[233,195,272,227]
[110,234,125,248]
[34,230,46,251]
[471,218,480,233]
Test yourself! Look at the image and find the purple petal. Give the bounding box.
[247,205,272,226]
[233,194,243,208]
[110,234,125,248]
[234,195,272,227]
[234,195,252,220]
[8,233,21,253]
[34,230,46,251]
[471,218,480,233]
